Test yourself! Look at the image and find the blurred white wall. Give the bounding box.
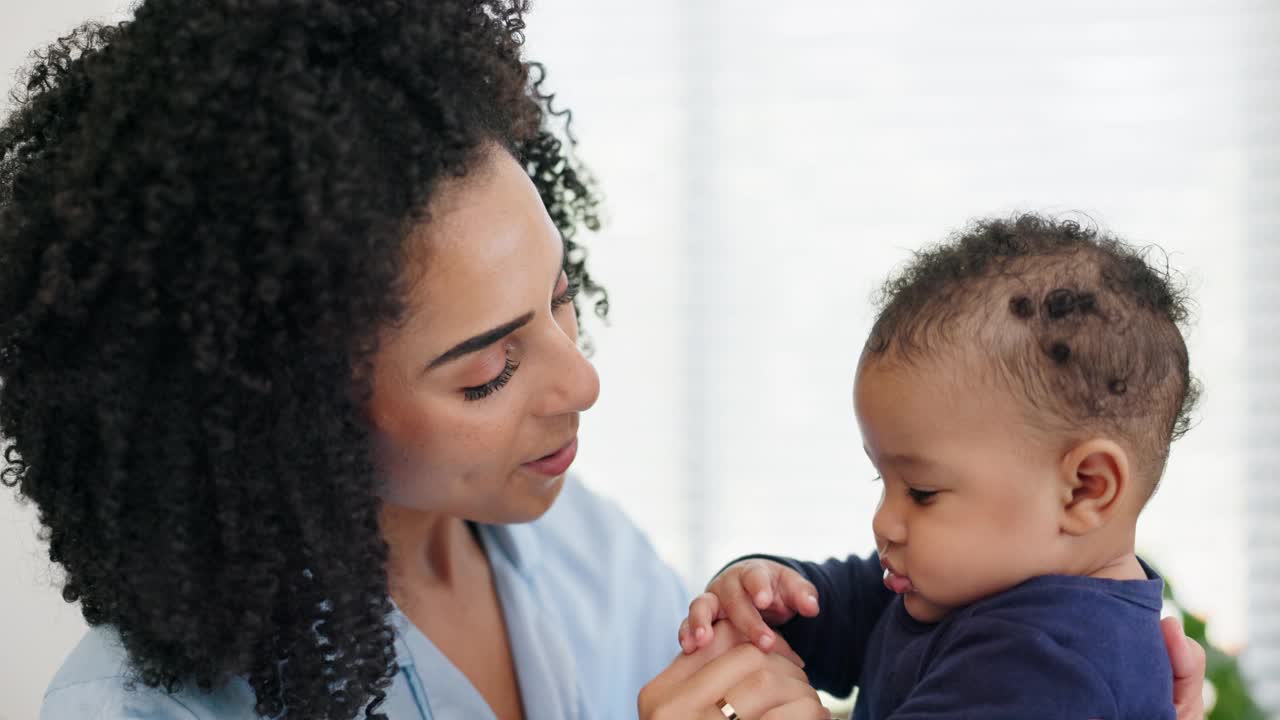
[1,1,1273,718]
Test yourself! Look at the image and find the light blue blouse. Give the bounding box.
[41,477,690,719]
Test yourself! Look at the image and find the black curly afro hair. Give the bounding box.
[865,213,1199,491]
[0,1,605,717]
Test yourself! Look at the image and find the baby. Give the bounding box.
[681,214,1198,719]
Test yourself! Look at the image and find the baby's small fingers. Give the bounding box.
[678,618,695,654]
[781,573,820,617]
[687,592,721,647]
[722,580,776,651]
[740,563,775,609]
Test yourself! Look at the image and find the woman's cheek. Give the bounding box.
[371,417,453,510]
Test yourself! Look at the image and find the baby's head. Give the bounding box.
[855,213,1197,623]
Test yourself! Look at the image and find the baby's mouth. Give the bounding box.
[882,567,915,594]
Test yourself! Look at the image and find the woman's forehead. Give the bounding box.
[395,147,562,335]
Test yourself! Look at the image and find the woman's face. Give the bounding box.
[366,143,600,524]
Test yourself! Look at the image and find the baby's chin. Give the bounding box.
[902,592,953,624]
[903,574,1038,623]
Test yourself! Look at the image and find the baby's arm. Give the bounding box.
[679,552,892,697]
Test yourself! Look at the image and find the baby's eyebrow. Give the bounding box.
[873,450,935,468]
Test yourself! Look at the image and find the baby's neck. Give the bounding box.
[1083,551,1146,582]
[1043,501,1148,581]
[1060,520,1146,581]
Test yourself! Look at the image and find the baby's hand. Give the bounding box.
[678,558,820,655]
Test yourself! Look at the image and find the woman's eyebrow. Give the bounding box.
[429,239,565,371]
[428,312,534,370]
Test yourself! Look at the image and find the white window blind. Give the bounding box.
[1244,0,1280,709]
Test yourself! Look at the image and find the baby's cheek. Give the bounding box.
[923,532,1001,601]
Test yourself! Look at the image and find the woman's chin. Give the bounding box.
[495,472,566,523]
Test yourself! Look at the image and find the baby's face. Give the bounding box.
[854,355,1073,624]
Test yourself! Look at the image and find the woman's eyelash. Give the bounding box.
[462,356,520,401]
[551,281,580,308]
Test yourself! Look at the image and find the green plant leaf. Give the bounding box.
[1147,558,1267,720]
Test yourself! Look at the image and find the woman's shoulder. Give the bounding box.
[42,627,258,720]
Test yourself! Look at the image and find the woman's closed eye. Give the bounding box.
[462,352,520,401]
[459,278,576,403]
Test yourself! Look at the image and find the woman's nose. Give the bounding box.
[533,323,600,417]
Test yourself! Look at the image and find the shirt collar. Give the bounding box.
[390,520,545,670]
[476,521,542,580]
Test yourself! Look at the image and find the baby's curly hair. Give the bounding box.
[0,1,604,717]
[866,213,1199,491]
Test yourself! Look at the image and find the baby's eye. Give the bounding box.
[907,488,937,505]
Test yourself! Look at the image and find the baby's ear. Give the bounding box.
[1057,438,1132,536]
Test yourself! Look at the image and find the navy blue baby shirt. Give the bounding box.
[772,553,1175,720]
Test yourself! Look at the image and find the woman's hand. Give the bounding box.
[1162,616,1208,720]
[640,620,830,720]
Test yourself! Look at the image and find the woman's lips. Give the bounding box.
[522,437,578,477]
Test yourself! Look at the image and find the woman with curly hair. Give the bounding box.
[0,1,1205,719]
[0,1,829,718]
